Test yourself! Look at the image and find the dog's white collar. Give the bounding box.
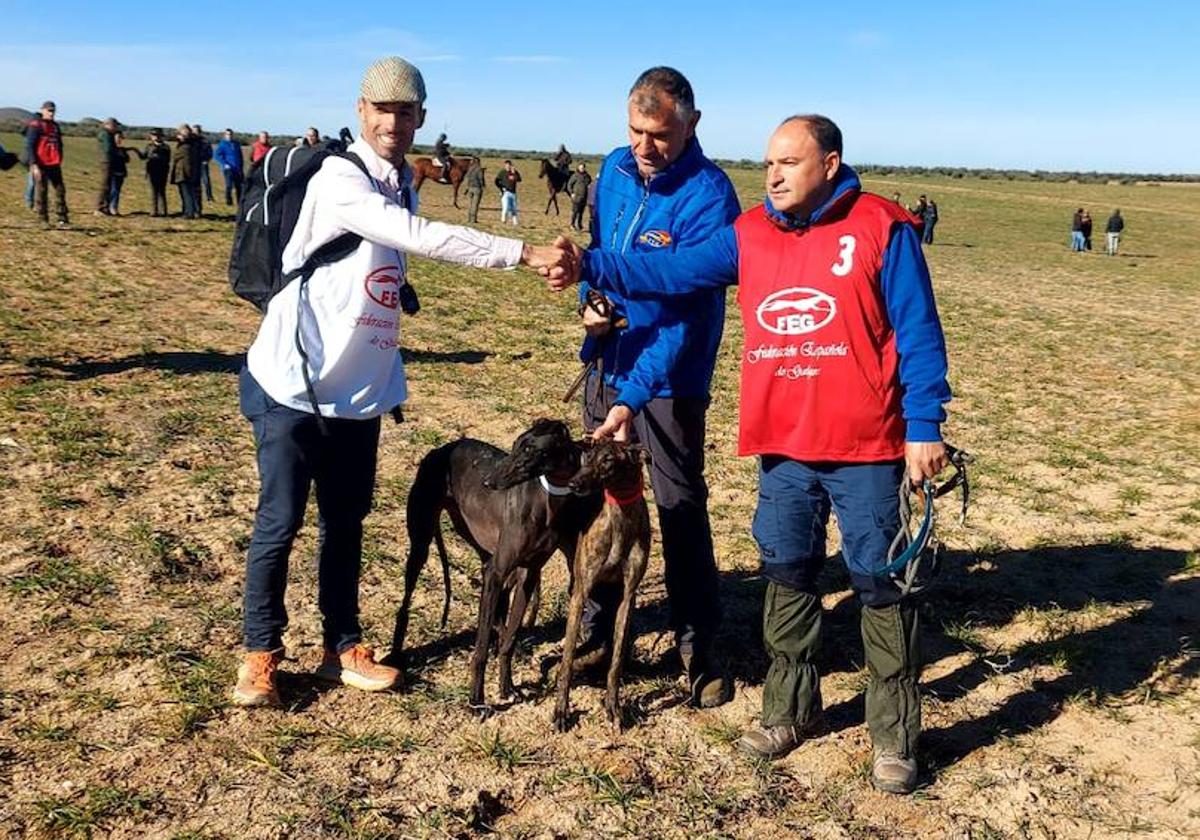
[539,475,572,496]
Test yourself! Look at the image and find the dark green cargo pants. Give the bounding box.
[762,581,921,755]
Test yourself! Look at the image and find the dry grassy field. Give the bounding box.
[0,133,1197,839]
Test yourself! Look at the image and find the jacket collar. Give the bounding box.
[613,136,706,192]
[763,164,860,231]
[349,136,410,191]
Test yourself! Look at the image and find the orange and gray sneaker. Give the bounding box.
[233,648,284,707]
[315,643,401,692]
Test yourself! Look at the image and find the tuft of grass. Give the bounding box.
[468,728,540,772]
[35,784,156,839]
[160,650,232,736]
[7,549,113,605]
[128,521,217,583]
[156,408,203,444]
[562,765,650,813]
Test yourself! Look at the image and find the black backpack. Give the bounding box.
[229,146,367,311]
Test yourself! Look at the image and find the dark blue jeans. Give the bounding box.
[239,367,381,653]
[222,167,243,206]
[753,457,906,607]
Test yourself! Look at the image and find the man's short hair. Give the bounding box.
[780,114,843,157]
[504,159,512,165]
[629,66,696,122]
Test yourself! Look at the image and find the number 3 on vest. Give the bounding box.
[831,235,856,277]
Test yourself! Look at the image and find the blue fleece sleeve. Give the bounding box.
[581,225,740,299]
[611,314,691,413]
[880,222,952,441]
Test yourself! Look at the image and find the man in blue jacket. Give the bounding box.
[214,128,244,206]
[576,67,741,708]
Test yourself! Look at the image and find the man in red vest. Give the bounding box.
[546,114,951,795]
[24,101,70,227]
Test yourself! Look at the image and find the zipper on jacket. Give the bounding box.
[620,186,650,254]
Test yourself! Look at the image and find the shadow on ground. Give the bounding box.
[712,542,1195,768]
[25,350,245,379]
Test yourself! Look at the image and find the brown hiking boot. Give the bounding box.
[316,643,400,692]
[233,649,284,707]
[735,718,820,760]
[872,749,918,794]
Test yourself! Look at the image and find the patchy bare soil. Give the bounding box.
[0,135,1197,839]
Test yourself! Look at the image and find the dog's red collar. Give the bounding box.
[604,475,644,507]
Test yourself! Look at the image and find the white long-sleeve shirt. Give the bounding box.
[247,138,523,419]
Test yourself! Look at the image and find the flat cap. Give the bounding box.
[361,56,426,104]
[41,100,56,110]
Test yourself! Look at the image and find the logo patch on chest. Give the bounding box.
[755,287,837,336]
[365,265,402,309]
[636,230,672,248]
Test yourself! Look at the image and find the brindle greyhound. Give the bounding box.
[553,439,652,732]
[386,419,601,711]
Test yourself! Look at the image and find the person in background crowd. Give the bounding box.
[107,130,132,215]
[95,117,119,215]
[566,162,591,231]
[433,131,452,181]
[1070,208,1085,251]
[553,143,573,175]
[1080,208,1092,251]
[21,119,36,209]
[24,100,69,227]
[195,125,214,202]
[464,156,485,223]
[1105,208,1125,256]
[215,128,245,206]
[303,126,321,148]
[921,196,939,245]
[495,159,521,225]
[251,131,271,165]
[171,124,199,219]
[144,128,171,216]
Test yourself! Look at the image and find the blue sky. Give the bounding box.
[3,0,1197,173]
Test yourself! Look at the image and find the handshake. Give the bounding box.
[519,236,585,292]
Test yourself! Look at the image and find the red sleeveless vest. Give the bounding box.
[732,192,915,462]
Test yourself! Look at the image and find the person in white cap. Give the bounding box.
[233,55,571,708]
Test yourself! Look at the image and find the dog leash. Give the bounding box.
[883,444,973,597]
[562,290,628,411]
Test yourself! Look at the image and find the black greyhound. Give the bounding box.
[554,439,652,732]
[387,419,601,710]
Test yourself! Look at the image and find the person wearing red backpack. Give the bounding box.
[23,101,69,227]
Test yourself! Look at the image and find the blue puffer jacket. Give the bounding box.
[580,137,740,412]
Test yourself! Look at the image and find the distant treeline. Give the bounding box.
[2,117,1192,183]
[713,158,1200,184]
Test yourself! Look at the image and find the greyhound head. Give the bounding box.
[483,418,580,490]
[567,439,649,496]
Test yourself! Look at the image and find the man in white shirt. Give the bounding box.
[234,55,570,707]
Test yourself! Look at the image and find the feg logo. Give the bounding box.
[365,265,402,309]
[637,230,672,248]
[755,287,837,336]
